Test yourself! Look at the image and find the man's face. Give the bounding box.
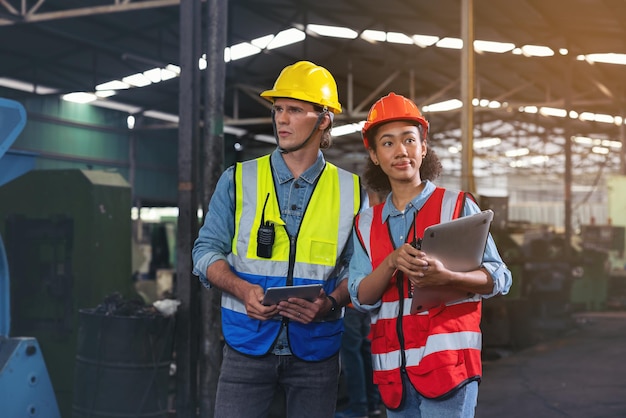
[272,98,323,151]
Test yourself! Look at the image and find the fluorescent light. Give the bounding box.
[509,155,549,167]
[95,90,116,98]
[251,34,274,49]
[579,112,595,121]
[592,146,609,154]
[165,64,180,75]
[585,53,626,65]
[331,123,363,137]
[199,56,207,70]
[423,99,462,112]
[594,113,615,124]
[306,24,357,39]
[520,106,538,114]
[96,80,130,90]
[474,137,501,148]
[413,34,439,47]
[539,107,567,117]
[224,125,247,137]
[229,42,261,60]
[505,148,529,157]
[520,45,554,57]
[122,73,152,87]
[573,136,594,145]
[474,40,515,53]
[436,37,463,49]
[0,77,59,94]
[267,28,305,50]
[387,32,413,45]
[143,68,164,83]
[361,30,386,43]
[62,92,97,103]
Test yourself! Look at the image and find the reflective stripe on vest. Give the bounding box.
[355,187,482,407]
[222,155,360,360]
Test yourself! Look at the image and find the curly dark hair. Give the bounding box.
[361,123,442,195]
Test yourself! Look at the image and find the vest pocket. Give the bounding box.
[309,238,337,265]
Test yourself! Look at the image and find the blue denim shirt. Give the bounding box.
[348,180,512,312]
[192,148,354,355]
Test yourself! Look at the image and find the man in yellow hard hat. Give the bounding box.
[193,61,363,417]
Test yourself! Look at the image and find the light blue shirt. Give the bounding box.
[192,148,355,355]
[348,180,512,312]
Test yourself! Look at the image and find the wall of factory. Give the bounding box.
[8,96,179,206]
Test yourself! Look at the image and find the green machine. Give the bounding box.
[0,169,133,417]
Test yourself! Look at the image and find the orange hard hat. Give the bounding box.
[361,92,429,149]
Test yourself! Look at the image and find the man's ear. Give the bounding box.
[318,111,331,130]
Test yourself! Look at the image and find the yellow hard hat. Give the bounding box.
[260,61,342,114]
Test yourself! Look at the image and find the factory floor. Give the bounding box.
[476,311,626,417]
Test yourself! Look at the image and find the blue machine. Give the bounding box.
[0,98,61,417]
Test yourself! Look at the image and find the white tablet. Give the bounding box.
[420,209,494,272]
[410,210,493,314]
[262,284,323,306]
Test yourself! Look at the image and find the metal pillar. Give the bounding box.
[460,0,476,195]
[176,0,202,415]
[200,0,228,417]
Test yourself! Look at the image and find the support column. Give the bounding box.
[175,0,202,415]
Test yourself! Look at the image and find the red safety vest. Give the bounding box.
[354,187,483,409]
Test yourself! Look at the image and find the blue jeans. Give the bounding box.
[386,375,478,418]
[215,344,340,418]
[340,307,380,414]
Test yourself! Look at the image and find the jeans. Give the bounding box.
[215,344,341,418]
[386,375,478,418]
[340,307,380,414]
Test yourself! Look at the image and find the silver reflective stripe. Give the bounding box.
[230,256,289,277]
[441,189,461,222]
[372,331,482,371]
[222,292,247,315]
[237,160,259,255]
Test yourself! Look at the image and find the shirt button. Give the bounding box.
[400,235,404,240]
[291,204,297,210]
[277,344,284,350]
[294,183,300,189]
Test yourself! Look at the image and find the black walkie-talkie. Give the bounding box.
[408,211,421,298]
[257,193,275,258]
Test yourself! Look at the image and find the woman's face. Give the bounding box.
[368,121,426,185]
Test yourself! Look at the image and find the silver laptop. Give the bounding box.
[410,209,493,314]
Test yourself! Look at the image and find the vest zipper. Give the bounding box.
[282,234,298,328]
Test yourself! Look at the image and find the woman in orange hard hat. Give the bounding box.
[348,93,512,418]
[193,61,363,418]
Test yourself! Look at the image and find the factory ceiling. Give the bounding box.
[1,0,626,186]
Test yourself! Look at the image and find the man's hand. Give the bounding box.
[242,284,279,320]
[277,290,327,323]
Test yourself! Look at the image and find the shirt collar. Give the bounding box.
[381,180,435,223]
[270,148,326,185]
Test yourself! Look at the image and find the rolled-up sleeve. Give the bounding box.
[348,228,382,313]
[192,166,236,289]
[464,199,513,298]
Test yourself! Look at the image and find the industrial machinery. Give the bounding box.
[0,98,61,417]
